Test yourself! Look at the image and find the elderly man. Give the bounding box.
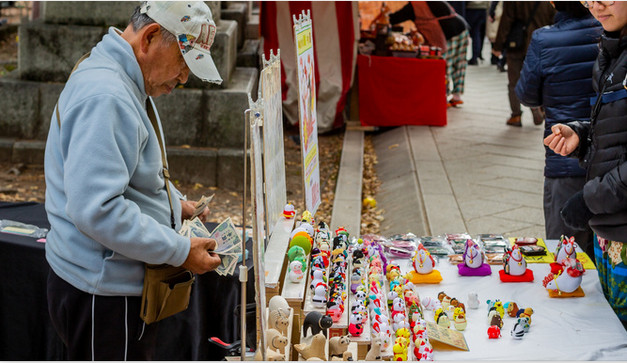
[44,2,221,359]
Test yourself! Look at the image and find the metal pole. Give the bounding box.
[240,110,250,361]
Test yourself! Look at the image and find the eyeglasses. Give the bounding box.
[580,1,615,9]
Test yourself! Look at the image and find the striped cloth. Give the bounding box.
[260,1,359,133]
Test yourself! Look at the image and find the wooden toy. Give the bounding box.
[268,295,290,316]
[303,311,333,337]
[328,335,350,357]
[294,332,326,360]
[268,309,289,336]
[365,336,383,361]
[266,328,288,354]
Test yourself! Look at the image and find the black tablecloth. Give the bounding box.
[0,202,255,360]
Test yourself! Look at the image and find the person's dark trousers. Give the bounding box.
[506,49,525,117]
[465,8,487,63]
[544,177,595,263]
[47,268,159,360]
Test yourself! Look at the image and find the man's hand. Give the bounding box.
[181,200,210,222]
[181,237,221,274]
[491,49,502,58]
[543,124,580,156]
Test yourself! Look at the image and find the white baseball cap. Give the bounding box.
[140,1,222,84]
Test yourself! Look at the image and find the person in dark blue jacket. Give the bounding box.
[516,1,602,260]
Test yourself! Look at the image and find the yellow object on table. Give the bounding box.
[405,270,442,284]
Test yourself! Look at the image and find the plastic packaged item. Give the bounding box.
[0,219,48,238]
[445,233,472,254]
[420,236,454,256]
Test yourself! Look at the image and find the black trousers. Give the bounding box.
[47,268,159,360]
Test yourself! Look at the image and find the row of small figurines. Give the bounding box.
[411,235,586,295]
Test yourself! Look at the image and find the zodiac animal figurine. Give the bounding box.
[294,332,326,360]
[543,257,585,296]
[329,335,351,357]
[266,328,288,354]
[303,311,333,337]
[268,309,289,336]
[467,292,480,309]
[551,235,579,274]
[500,245,534,282]
[365,337,383,361]
[453,307,467,331]
[458,239,492,276]
[511,322,526,339]
[505,302,519,317]
[413,245,435,274]
[487,325,501,339]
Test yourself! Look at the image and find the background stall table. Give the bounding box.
[358,54,447,127]
[0,201,254,361]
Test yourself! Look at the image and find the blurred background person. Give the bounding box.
[516,1,602,261]
[487,1,506,71]
[465,1,490,65]
[493,1,556,127]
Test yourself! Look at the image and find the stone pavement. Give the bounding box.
[374,60,547,239]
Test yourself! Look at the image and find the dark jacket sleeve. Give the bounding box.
[389,3,415,25]
[515,31,543,107]
[493,1,515,51]
[565,120,591,160]
[584,162,627,215]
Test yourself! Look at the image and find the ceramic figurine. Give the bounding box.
[500,245,534,282]
[330,351,353,361]
[282,203,296,219]
[290,231,313,255]
[288,260,304,282]
[301,210,315,225]
[516,307,534,323]
[294,332,326,360]
[416,339,434,361]
[268,309,289,336]
[421,296,441,311]
[441,295,451,310]
[329,335,351,357]
[266,328,288,354]
[254,347,284,361]
[453,307,467,331]
[511,321,526,339]
[487,325,501,339]
[348,312,364,337]
[406,245,443,284]
[458,239,492,276]
[517,316,531,332]
[467,292,480,309]
[303,311,333,337]
[487,299,504,318]
[543,257,585,295]
[392,311,409,332]
[365,337,383,361]
[488,310,503,328]
[434,308,450,328]
[391,297,406,318]
[555,235,578,263]
[392,337,409,361]
[505,301,519,317]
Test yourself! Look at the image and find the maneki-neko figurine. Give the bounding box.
[499,245,534,282]
[551,235,579,274]
[405,245,443,284]
[543,257,585,297]
[458,239,492,276]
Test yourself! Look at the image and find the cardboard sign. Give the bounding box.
[426,322,469,351]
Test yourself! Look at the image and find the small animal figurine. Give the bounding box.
[266,328,288,354]
[415,339,434,361]
[392,336,409,361]
[488,310,503,328]
[505,301,519,317]
[467,292,480,309]
[288,260,305,282]
[503,245,527,276]
[412,245,436,274]
[463,239,484,268]
[329,335,351,357]
[441,295,451,310]
[487,299,504,318]
[517,316,531,333]
[282,203,296,218]
[453,307,467,331]
[421,296,441,311]
[516,307,534,323]
[365,336,383,361]
[511,321,526,339]
[390,297,406,318]
[312,282,328,307]
[303,311,333,337]
[348,312,364,337]
[434,308,450,328]
[487,325,501,339]
[543,257,585,294]
[555,235,578,263]
[268,309,289,335]
[294,332,326,360]
[254,347,284,361]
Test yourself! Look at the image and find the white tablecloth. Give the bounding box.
[393,240,627,360]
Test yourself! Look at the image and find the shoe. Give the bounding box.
[506,115,522,127]
[447,99,464,107]
[497,63,506,72]
[531,107,545,125]
[468,59,478,65]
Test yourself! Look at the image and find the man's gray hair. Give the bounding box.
[130,2,177,44]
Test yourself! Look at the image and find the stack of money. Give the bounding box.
[191,194,214,220]
[179,217,243,276]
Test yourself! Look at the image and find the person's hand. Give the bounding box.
[181,237,221,274]
[491,49,502,58]
[488,15,495,23]
[180,200,211,222]
[560,191,593,231]
[543,124,580,156]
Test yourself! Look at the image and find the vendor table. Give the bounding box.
[358,54,447,127]
[0,202,254,361]
[393,241,627,360]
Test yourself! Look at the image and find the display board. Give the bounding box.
[249,109,268,358]
[293,10,321,215]
[260,50,287,236]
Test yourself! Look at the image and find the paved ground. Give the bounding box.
[374,59,547,239]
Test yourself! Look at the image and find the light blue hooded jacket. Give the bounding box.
[44,27,190,296]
